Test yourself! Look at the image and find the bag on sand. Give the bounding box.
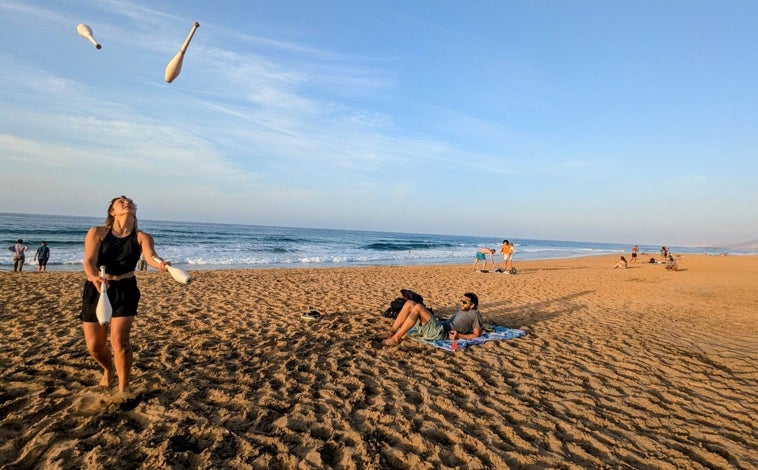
[495,267,517,274]
[382,289,432,319]
[382,297,407,319]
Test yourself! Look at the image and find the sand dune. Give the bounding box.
[1,254,756,469]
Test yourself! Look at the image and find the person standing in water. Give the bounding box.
[34,241,50,272]
[10,239,28,272]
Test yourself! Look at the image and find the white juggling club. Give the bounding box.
[95,266,112,325]
[164,21,200,83]
[154,257,192,284]
[76,24,101,49]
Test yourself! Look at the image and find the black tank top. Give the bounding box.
[98,230,141,276]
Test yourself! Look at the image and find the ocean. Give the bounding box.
[1,213,745,272]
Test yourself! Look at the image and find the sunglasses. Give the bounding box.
[460,299,472,305]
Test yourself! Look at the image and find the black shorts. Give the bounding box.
[80,277,141,322]
[38,258,49,267]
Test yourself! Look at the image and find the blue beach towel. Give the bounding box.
[407,325,526,352]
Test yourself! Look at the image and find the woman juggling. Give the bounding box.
[80,196,170,393]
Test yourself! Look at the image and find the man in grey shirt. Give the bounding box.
[441,292,484,341]
[383,291,483,345]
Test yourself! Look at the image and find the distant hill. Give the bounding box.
[728,240,758,250]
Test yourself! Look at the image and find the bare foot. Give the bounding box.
[383,337,400,347]
[378,330,394,340]
[99,369,113,387]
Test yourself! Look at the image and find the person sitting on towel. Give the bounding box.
[665,255,679,271]
[383,292,483,346]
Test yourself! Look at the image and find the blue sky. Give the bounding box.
[1,0,756,247]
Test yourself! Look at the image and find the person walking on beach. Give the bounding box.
[81,195,171,394]
[33,241,50,272]
[631,245,639,264]
[9,239,28,272]
[383,291,483,346]
[473,248,495,271]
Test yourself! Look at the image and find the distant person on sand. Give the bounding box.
[33,241,50,272]
[613,256,628,269]
[500,240,514,272]
[631,245,639,263]
[9,239,28,272]
[473,248,496,270]
[499,240,509,268]
[660,246,669,262]
[383,292,483,346]
[81,195,171,394]
[665,255,679,271]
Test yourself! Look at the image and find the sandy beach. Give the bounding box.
[1,254,756,469]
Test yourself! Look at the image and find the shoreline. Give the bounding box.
[5,212,753,273]
[1,254,756,468]
[0,249,744,274]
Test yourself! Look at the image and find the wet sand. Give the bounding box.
[1,254,756,469]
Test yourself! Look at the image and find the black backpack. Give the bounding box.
[382,289,432,319]
[382,297,408,318]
